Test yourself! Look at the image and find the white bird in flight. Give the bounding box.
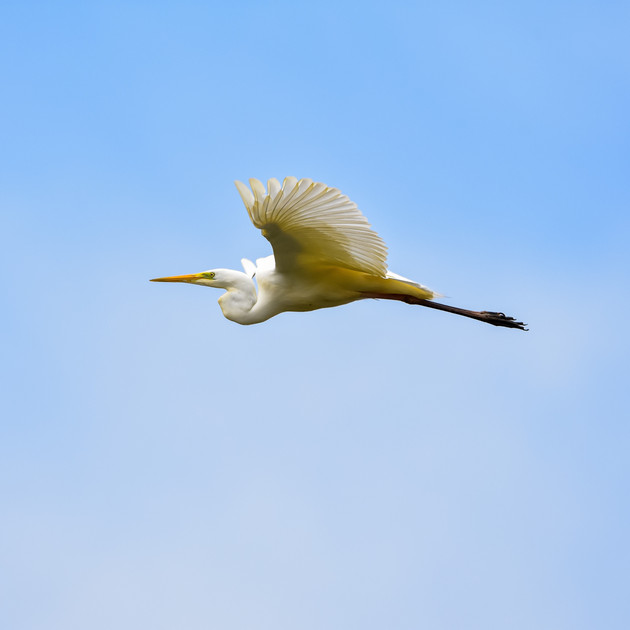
[152,177,526,330]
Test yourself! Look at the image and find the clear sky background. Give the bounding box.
[1,2,628,629]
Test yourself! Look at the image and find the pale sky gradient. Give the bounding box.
[1,2,629,629]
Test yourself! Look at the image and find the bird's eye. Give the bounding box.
[203,272,215,279]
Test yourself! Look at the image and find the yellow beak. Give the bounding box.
[150,273,203,283]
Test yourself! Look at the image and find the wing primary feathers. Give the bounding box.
[267,178,281,200]
[235,177,389,276]
[249,178,266,203]
[234,180,254,210]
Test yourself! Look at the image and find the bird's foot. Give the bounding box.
[479,311,528,330]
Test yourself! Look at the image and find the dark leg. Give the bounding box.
[363,293,528,330]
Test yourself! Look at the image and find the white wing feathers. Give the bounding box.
[234,177,388,276]
[240,258,256,278]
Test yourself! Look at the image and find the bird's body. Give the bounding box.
[152,177,526,330]
[175,257,434,325]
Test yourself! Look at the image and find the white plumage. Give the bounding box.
[235,177,388,276]
[152,177,526,330]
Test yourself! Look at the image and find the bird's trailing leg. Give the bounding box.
[363,293,528,330]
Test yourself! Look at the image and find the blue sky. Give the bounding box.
[1,2,629,629]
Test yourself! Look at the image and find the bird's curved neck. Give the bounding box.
[217,273,273,325]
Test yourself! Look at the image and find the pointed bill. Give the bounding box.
[150,273,203,283]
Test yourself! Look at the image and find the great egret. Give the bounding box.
[152,177,526,330]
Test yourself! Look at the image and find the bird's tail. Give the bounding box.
[383,270,441,300]
[358,271,438,301]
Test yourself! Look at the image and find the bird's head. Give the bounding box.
[150,269,247,289]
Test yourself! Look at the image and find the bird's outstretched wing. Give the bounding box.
[234,177,388,276]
